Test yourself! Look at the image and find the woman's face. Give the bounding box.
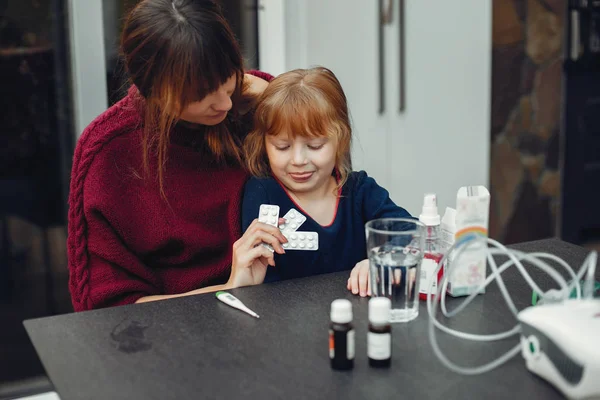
[179,75,236,125]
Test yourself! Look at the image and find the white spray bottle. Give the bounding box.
[418,193,443,301]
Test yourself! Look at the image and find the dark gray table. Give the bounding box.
[24,239,598,399]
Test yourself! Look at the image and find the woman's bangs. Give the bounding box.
[180,42,241,105]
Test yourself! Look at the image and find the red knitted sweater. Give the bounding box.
[68,71,273,311]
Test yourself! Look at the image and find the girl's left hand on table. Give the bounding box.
[347,259,371,297]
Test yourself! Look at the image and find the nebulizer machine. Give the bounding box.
[426,230,600,399]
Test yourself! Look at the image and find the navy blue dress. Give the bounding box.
[241,171,412,282]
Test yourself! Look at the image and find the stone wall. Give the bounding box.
[490,0,564,243]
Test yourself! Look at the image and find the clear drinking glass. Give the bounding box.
[366,218,425,323]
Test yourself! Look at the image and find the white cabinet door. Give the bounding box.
[263,0,492,216]
[280,0,391,188]
[386,0,492,215]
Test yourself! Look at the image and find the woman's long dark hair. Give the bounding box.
[121,0,245,197]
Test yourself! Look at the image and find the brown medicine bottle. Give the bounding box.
[368,297,392,368]
[329,299,355,370]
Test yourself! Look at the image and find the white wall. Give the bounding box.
[68,0,108,138]
[389,1,492,214]
[257,0,287,76]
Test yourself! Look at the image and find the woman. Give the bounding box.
[68,0,287,311]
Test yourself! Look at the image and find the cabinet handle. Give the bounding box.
[382,0,394,23]
[378,0,393,114]
[398,0,405,112]
[378,0,385,114]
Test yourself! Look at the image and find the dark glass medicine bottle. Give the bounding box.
[329,299,354,370]
[368,297,392,368]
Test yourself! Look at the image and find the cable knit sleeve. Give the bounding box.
[81,164,161,310]
[68,98,159,311]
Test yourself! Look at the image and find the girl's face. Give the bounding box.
[179,75,236,126]
[265,131,337,196]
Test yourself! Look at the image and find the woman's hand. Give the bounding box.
[239,73,269,114]
[227,218,287,288]
[244,73,269,96]
[347,259,371,297]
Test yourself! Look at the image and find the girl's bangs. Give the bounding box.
[265,96,335,139]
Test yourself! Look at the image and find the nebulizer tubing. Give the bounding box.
[440,246,579,320]
[428,238,573,342]
[426,236,597,375]
[581,251,597,299]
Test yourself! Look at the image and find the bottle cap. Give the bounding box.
[419,193,440,226]
[369,297,391,324]
[330,299,353,323]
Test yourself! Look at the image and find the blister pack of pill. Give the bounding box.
[258,204,280,227]
[279,208,307,234]
[258,204,318,251]
[282,231,319,250]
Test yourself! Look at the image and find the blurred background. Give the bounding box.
[0,0,598,398]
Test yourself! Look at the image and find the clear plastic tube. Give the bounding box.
[440,248,575,319]
[429,240,572,342]
[581,251,598,299]
[426,237,597,375]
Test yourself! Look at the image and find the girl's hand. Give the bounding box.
[227,218,287,288]
[347,259,371,297]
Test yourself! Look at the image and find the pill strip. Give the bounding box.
[258,204,318,251]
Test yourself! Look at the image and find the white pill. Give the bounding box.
[291,223,297,229]
[291,233,298,240]
[299,234,306,240]
[291,242,297,248]
[308,243,314,249]
[300,243,305,248]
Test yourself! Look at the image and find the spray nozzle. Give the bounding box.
[419,193,441,226]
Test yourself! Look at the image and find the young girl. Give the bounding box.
[242,67,412,297]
